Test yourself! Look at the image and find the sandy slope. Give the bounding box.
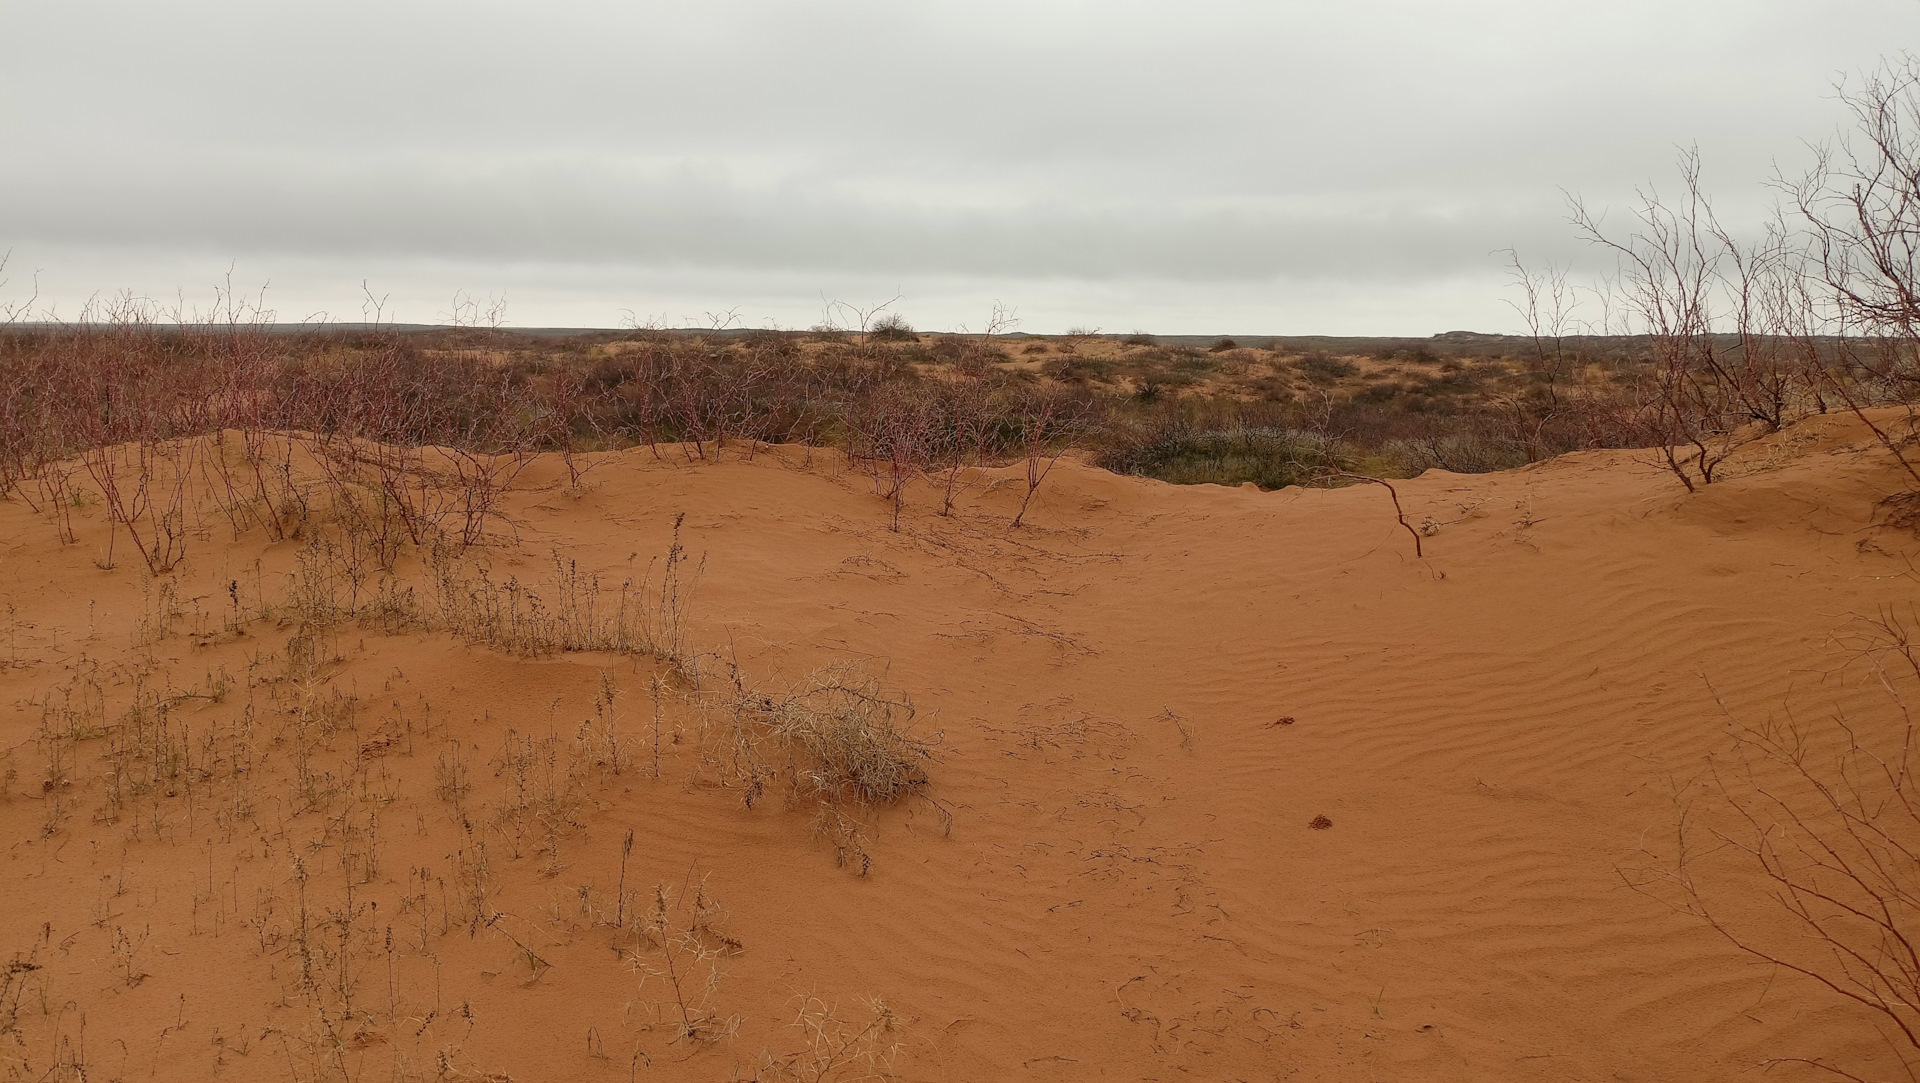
[3,413,1918,1082]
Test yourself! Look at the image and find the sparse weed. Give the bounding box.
[628,881,742,1047]
[762,993,904,1083]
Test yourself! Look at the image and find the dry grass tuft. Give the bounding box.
[427,523,701,674]
[767,668,933,807]
[699,664,945,874]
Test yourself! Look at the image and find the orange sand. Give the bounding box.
[3,412,1916,1081]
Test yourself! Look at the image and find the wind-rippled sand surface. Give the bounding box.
[3,413,1913,1081]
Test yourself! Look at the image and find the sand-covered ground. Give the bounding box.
[3,413,1917,1081]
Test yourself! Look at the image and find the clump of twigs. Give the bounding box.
[767,668,935,808]
[705,665,945,873]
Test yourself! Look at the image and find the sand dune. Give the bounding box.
[3,412,1916,1081]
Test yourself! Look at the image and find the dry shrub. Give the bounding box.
[489,730,582,868]
[1097,421,1352,491]
[426,523,701,671]
[1631,613,1920,1079]
[706,665,944,874]
[757,993,903,1082]
[629,881,742,1047]
[867,313,916,343]
[0,307,1668,527]
[263,512,698,677]
[1,939,49,1071]
[767,668,933,807]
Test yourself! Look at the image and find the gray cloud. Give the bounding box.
[1,146,1575,280]
[4,0,1917,330]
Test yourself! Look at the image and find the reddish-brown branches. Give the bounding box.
[1322,472,1423,558]
[1628,615,1920,1080]
[1010,386,1094,529]
[1570,150,1778,491]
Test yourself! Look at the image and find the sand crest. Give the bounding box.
[2,413,1915,1081]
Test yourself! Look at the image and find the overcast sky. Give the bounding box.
[4,0,1917,333]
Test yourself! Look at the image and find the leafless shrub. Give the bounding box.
[866,312,915,343]
[1788,57,1920,487]
[759,993,903,1083]
[488,729,581,866]
[1571,150,1805,490]
[1010,386,1096,528]
[764,667,935,809]
[1627,613,1920,1080]
[1057,326,1102,356]
[847,381,934,531]
[0,941,48,1061]
[1559,58,1920,496]
[701,664,944,873]
[628,881,741,1046]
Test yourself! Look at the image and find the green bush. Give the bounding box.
[1098,424,1353,490]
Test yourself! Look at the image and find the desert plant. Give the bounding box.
[1298,353,1358,383]
[700,664,944,872]
[629,881,741,1046]
[1629,613,1920,1079]
[932,370,992,517]
[1570,150,1810,490]
[1098,422,1351,491]
[846,381,932,530]
[766,993,903,1083]
[1785,57,1920,487]
[426,522,701,670]
[1009,386,1095,528]
[867,313,916,343]
[765,668,935,808]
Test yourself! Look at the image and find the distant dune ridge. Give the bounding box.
[1,408,1918,1080]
